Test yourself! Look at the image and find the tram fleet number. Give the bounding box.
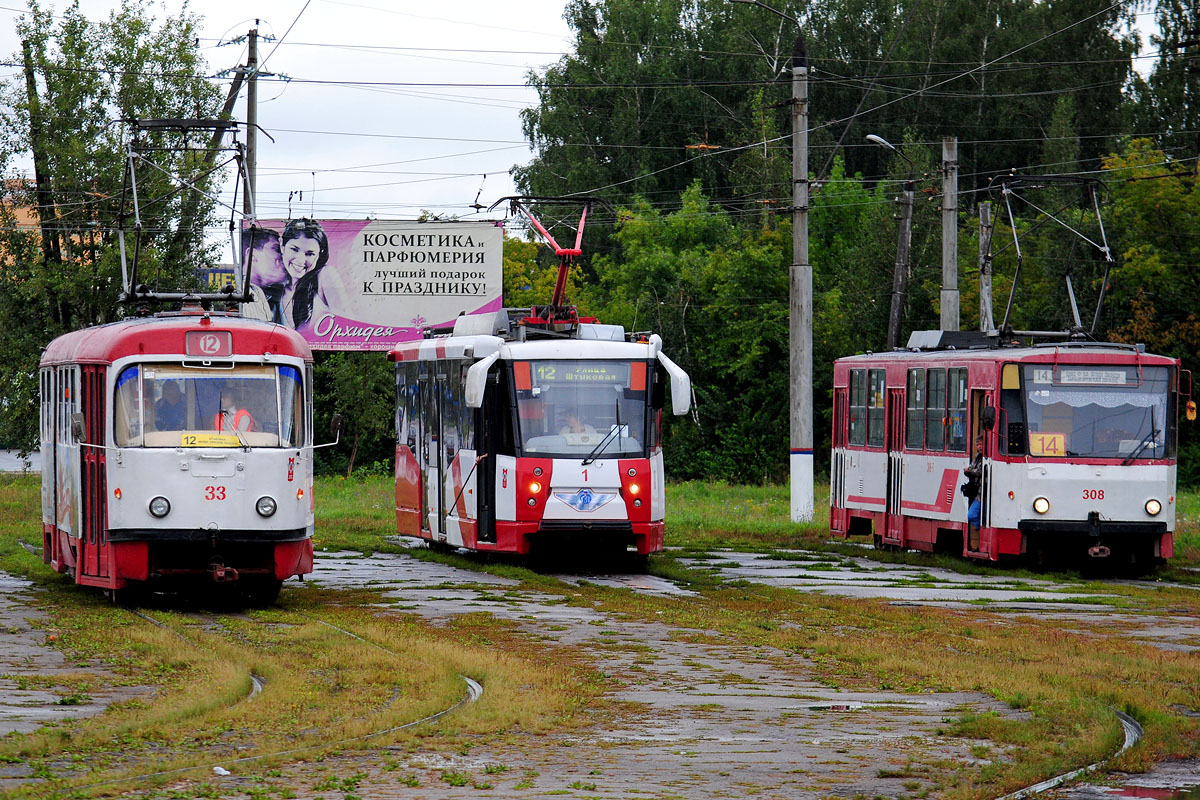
[1082,489,1104,500]
[205,486,226,500]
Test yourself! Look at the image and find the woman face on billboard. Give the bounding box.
[283,233,321,282]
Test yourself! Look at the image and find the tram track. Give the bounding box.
[11,602,484,798]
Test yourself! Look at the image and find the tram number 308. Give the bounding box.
[205,486,227,501]
[1082,489,1105,500]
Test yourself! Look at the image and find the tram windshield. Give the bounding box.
[514,359,651,458]
[114,363,304,448]
[1021,364,1172,459]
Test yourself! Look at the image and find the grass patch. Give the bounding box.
[0,477,605,798]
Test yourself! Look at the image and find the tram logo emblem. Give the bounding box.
[554,488,617,513]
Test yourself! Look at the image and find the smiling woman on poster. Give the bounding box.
[281,218,329,328]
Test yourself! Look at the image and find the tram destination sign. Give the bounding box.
[1032,368,1128,386]
[235,219,503,351]
[533,362,630,385]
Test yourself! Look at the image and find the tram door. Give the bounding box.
[79,366,110,580]
[419,368,446,541]
[967,389,990,554]
[830,388,849,531]
[884,388,906,543]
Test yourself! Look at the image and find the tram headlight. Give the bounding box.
[148,496,171,518]
[1032,496,1050,515]
[256,496,278,517]
[1145,498,1162,517]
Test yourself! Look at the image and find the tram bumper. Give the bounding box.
[1017,518,1168,558]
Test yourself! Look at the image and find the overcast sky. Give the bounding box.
[1,0,574,233]
[2,1,1163,236]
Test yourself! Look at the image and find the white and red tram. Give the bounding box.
[39,307,316,602]
[830,331,1186,565]
[388,310,691,557]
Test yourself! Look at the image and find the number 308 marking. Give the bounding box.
[1082,489,1104,500]
[205,486,226,501]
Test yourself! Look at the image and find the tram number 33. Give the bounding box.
[1082,489,1105,500]
[205,486,227,501]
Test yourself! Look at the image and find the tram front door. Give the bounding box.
[884,387,906,544]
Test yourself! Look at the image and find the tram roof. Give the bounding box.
[834,342,1177,368]
[40,312,312,366]
[387,333,661,363]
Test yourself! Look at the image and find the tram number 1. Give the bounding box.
[1082,489,1105,500]
[205,486,227,501]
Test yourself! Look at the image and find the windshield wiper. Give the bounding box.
[582,426,620,466]
[221,409,250,449]
[582,395,624,466]
[1122,407,1158,466]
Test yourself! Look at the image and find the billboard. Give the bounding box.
[239,219,503,351]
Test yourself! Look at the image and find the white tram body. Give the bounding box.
[830,333,1183,564]
[389,311,690,556]
[39,308,315,598]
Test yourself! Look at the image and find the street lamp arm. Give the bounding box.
[865,133,914,175]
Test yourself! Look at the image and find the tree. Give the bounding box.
[0,1,220,451]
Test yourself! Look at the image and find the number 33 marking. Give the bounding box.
[205,486,226,500]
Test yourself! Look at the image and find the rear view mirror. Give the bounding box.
[315,413,344,450]
[981,406,996,431]
[70,412,86,441]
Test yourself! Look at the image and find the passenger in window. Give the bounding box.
[155,381,186,431]
[962,434,984,530]
[560,409,596,436]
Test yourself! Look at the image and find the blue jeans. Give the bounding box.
[967,498,981,528]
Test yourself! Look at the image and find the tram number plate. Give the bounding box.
[182,433,240,447]
[205,486,227,501]
[1029,432,1066,456]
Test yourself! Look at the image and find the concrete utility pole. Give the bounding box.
[242,27,258,222]
[867,135,914,350]
[790,30,813,523]
[940,137,959,331]
[731,0,813,523]
[978,201,995,333]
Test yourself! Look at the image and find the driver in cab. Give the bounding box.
[560,408,596,436]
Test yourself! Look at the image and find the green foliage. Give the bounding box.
[0,0,220,450]
[313,352,395,477]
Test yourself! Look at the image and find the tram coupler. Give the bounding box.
[209,562,240,582]
[1087,544,1111,558]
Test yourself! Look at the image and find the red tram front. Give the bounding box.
[39,308,315,602]
[389,311,691,558]
[830,332,1184,567]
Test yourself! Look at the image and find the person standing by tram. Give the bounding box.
[962,434,985,531]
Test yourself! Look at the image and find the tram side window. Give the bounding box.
[40,370,50,443]
[926,369,946,451]
[848,370,866,446]
[947,368,968,452]
[867,369,886,448]
[905,369,925,449]
[459,361,475,453]
[396,362,420,455]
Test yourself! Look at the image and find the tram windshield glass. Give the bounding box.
[114,363,304,447]
[514,359,651,458]
[1021,364,1172,459]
